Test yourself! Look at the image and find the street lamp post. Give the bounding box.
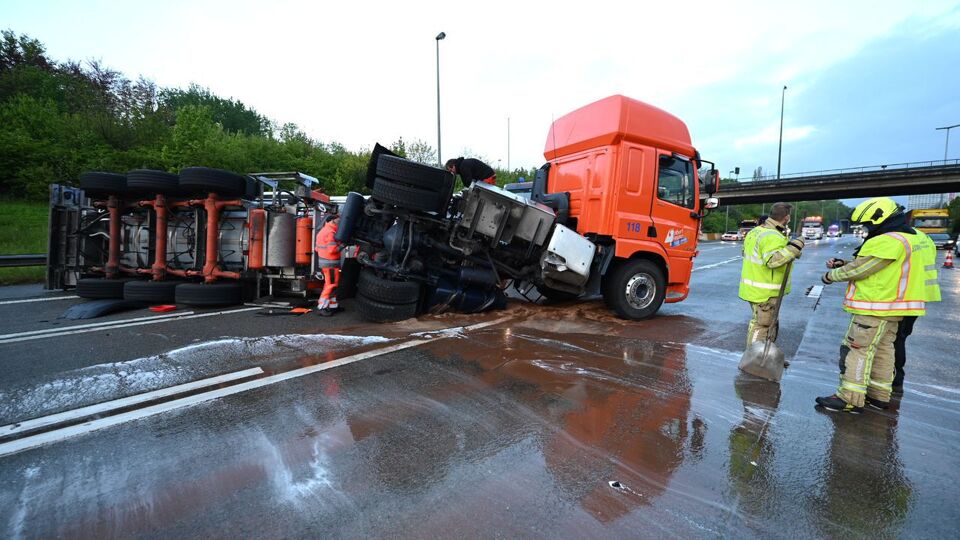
[936,123,960,161]
[435,32,446,167]
[777,85,787,180]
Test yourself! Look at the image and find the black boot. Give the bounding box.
[866,396,890,410]
[815,394,863,414]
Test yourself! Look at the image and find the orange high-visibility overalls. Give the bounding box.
[315,220,342,309]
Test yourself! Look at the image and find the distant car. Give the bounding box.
[929,233,953,250]
[721,231,742,241]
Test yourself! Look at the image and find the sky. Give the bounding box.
[5,0,960,183]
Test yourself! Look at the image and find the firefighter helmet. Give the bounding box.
[850,197,901,226]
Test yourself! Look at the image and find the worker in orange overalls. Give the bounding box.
[314,213,342,316]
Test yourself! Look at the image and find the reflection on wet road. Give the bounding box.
[0,238,958,537]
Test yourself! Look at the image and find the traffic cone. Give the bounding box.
[944,250,955,269]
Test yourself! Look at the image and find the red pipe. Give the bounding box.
[194,193,243,283]
[105,195,121,279]
[151,194,168,281]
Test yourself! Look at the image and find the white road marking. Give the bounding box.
[0,367,264,437]
[0,295,79,305]
[0,316,511,458]
[0,311,192,339]
[806,285,823,299]
[692,256,742,272]
[0,307,262,345]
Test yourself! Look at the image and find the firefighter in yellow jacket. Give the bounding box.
[816,197,928,413]
[739,202,805,349]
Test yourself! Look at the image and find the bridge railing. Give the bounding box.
[730,159,960,186]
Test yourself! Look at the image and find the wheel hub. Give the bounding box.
[624,273,655,310]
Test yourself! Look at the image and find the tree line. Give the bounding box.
[0,30,538,201]
[2,29,865,235]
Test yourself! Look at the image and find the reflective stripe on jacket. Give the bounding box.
[738,223,793,303]
[915,230,941,302]
[314,221,342,266]
[842,232,927,316]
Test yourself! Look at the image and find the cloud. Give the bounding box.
[734,125,817,149]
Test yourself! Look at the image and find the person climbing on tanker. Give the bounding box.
[445,157,496,187]
[816,197,929,413]
[315,212,343,317]
[739,202,805,352]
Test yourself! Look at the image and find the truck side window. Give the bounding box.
[657,155,694,209]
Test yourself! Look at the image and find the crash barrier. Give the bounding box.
[0,254,46,268]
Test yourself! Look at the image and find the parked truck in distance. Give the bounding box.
[339,95,720,321]
[738,219,759,239]
[909,208,951,234]
[802,216,824,240]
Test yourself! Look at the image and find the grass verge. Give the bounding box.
[0,200,48,285]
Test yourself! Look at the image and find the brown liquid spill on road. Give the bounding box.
[405,303,709,523]
[47,302,745,536]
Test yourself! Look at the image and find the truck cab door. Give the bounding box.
[650,153,699,274]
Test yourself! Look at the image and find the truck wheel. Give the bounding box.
[76,277,135,299]
[123,280,180,303]
[175,282,243,306]
[601,259,666,320]
[126,169,180,195]
[357,294,418,323]
[358,270,421,304]
[178,167,246,196]
[376,155,452,191]
[536,284,579,303]
[79,172,127,197]
[372,177,443,212]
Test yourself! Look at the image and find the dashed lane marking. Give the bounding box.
[0,307,262,345]
[0,367,265,437]
[692,256,742,272]
[0,295,79,305]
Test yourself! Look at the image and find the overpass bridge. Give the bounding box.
[715,160,960,205]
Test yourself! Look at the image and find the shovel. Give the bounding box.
[738,262,793,382]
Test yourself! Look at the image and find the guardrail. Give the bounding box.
[0,254,46,268]
[729,159,960,185]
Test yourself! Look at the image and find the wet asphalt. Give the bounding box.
[0,237,958,538]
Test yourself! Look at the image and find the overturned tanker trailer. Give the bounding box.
[339,94,720,322]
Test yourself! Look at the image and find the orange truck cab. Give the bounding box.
[532,95,719,315]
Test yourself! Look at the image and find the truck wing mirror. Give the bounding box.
[704,197,719,209]
[708,170,720,195]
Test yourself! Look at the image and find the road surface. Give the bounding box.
[1,237,958,538]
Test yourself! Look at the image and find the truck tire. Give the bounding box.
[76,277,134,299]
[179,167,246,196]
[536,284,579,303]
[358,270,421,304]
[175,281,243,306]
[372,177,443,212]
[126,169,180,195]
[357,294,418,323]
[79,172,127,197]
[376,155,451,191]
[123,279,180,303]
[601,259,666,320]
[338,258,361,299]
